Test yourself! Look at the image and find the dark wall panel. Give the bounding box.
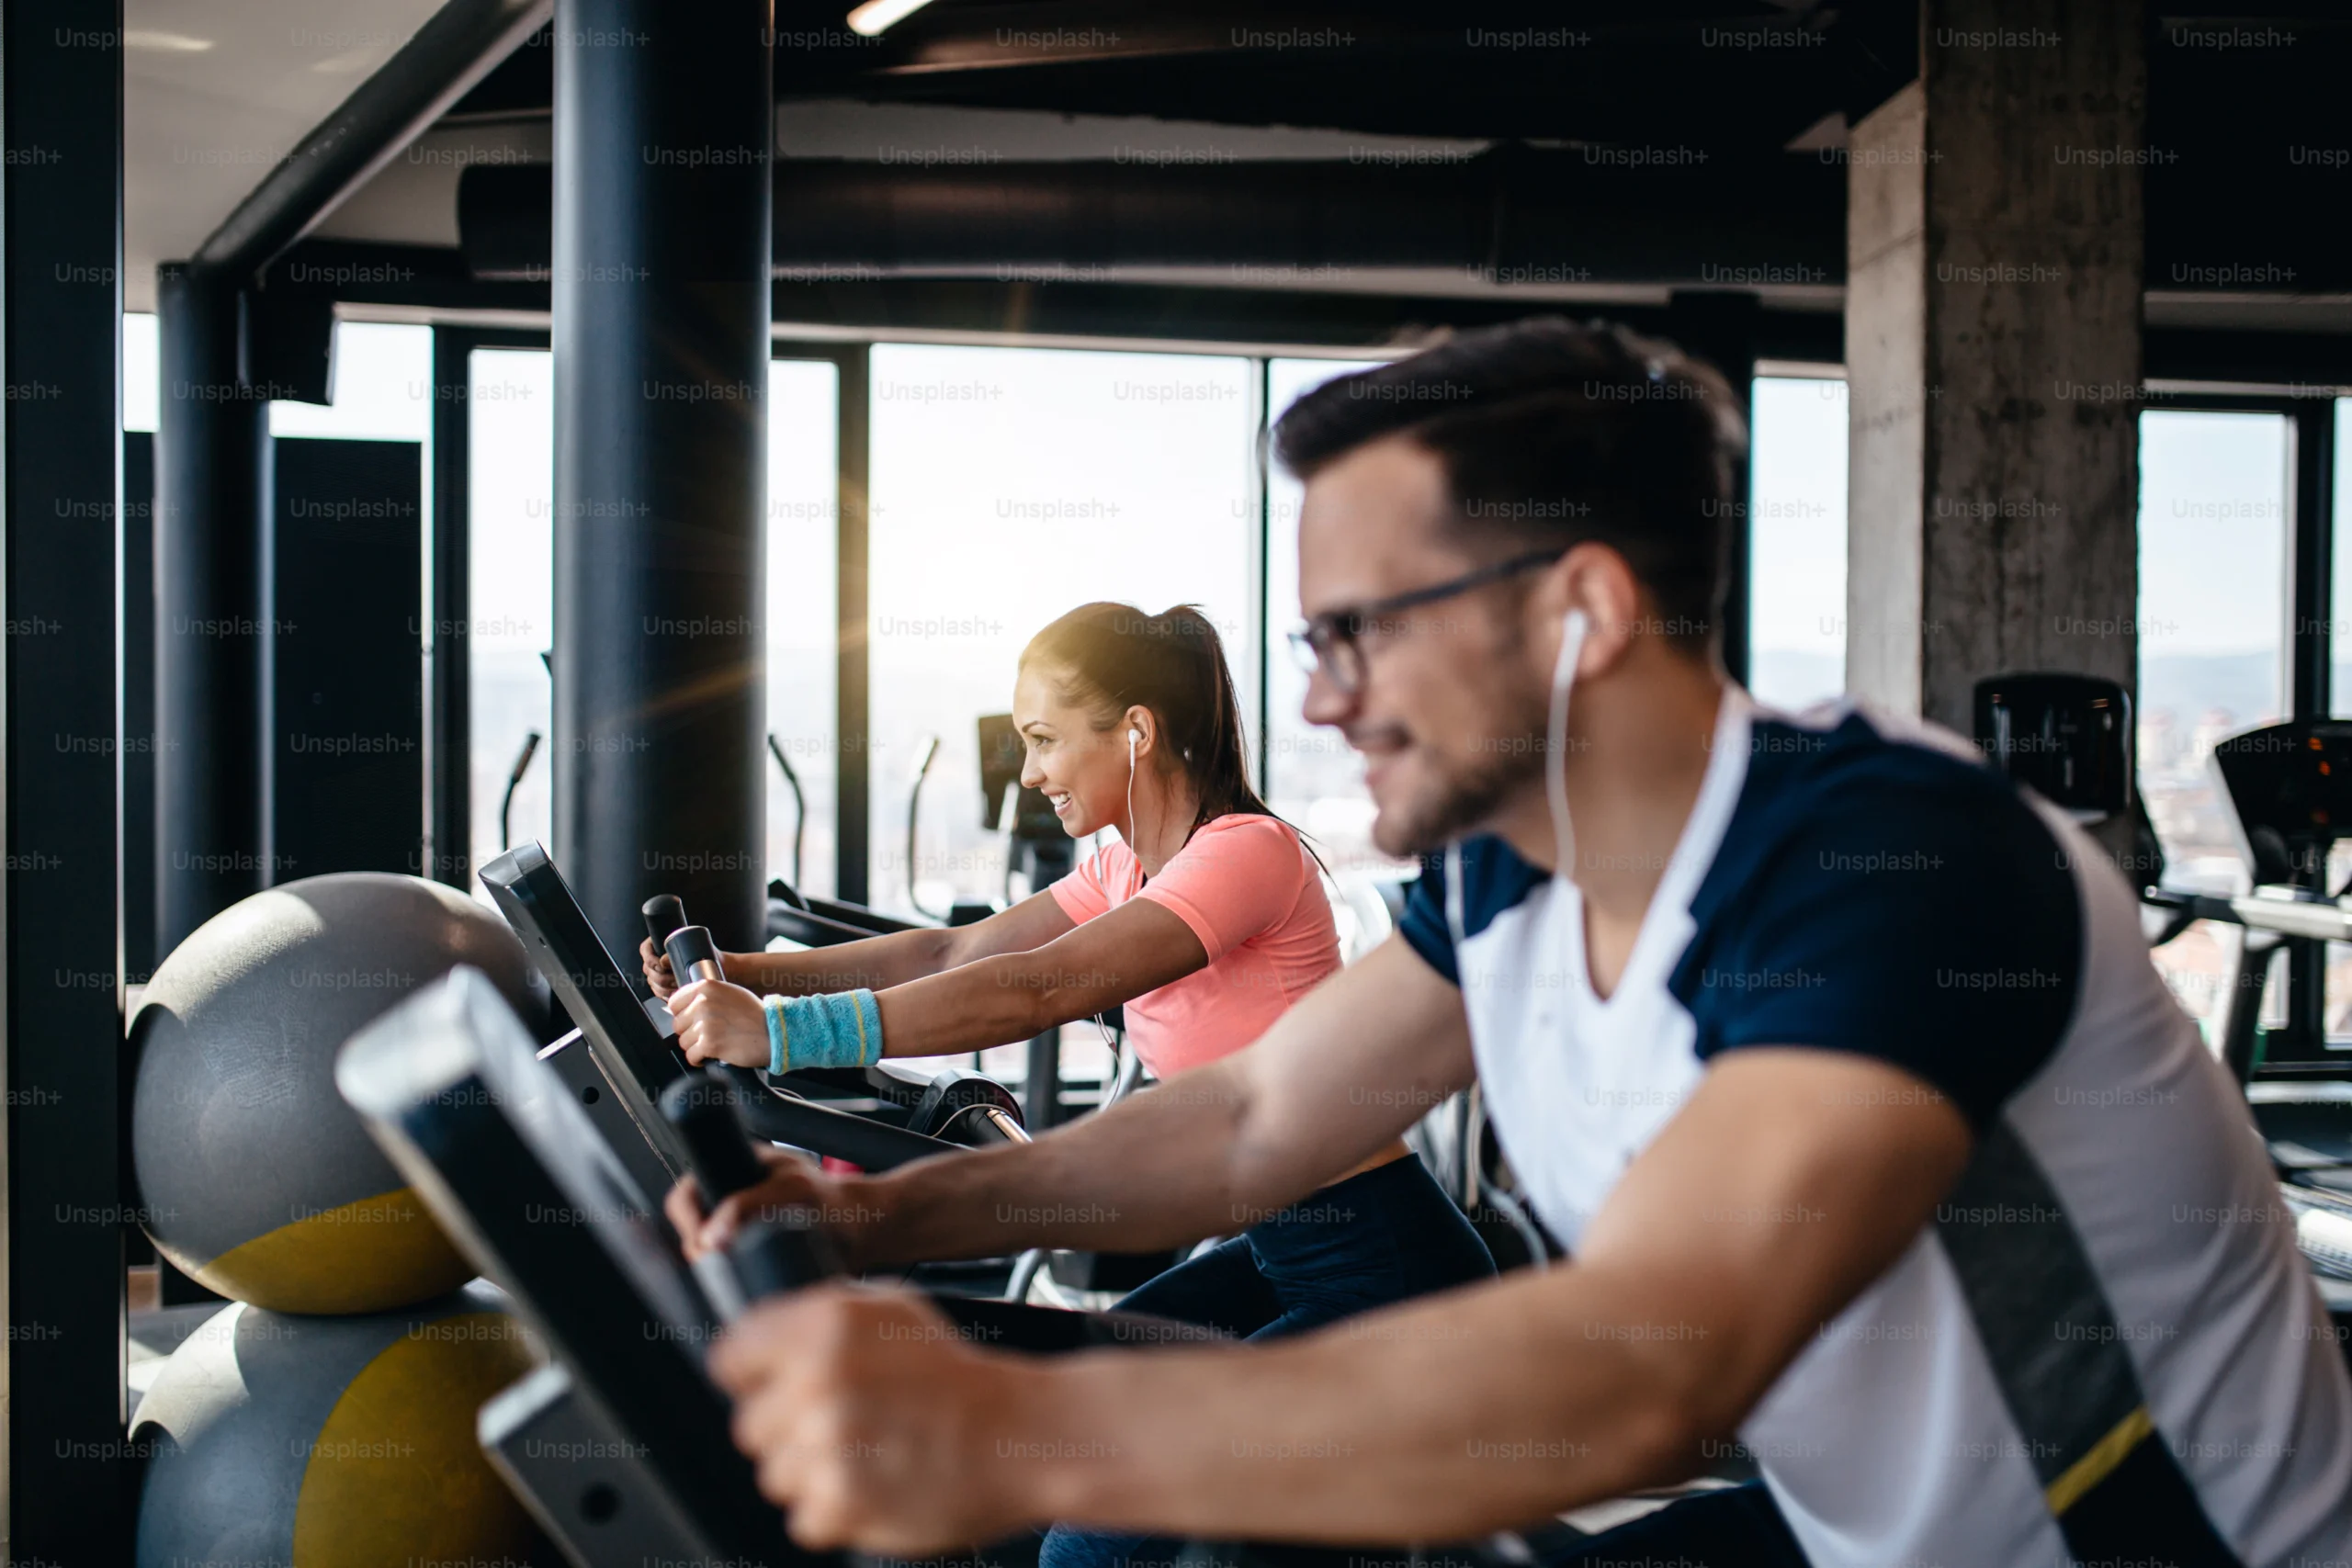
[125,431,156,978]
[270,438,424,881]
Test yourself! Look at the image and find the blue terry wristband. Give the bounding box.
[777,989,884,1069]
[763,995,786,1076]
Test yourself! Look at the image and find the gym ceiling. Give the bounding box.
[120,0,2352,365]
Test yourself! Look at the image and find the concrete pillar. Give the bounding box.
[1844,0,2144,729]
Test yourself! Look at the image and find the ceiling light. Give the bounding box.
[845,0,935,37]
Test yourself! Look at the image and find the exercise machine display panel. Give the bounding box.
[336,966,806,1564]
[480,840,697,1177]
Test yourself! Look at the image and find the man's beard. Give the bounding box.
[1372,685,1551,860]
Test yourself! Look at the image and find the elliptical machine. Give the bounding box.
[1976,671,2352,1337]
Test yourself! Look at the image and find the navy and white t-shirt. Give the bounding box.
[1399,692,2352,1568]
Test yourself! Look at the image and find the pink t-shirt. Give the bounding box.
[1048,814,1340,1079]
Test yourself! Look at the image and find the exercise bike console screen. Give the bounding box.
[479,840,695,1177]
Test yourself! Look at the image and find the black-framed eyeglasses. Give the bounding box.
[1286,547,1569,695]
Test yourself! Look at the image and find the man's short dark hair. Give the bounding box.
[1272,317,1748,652]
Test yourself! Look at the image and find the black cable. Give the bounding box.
[907,735,944,919]
[766,733,806,888]
[498,729,541,852]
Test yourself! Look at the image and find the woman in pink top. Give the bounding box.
[651,604,1493,1345]
[658,601,1494,1568]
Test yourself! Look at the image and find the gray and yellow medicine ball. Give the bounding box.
[130,873,535,1313]
[132,1283,543,1567]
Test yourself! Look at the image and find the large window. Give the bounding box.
[1262,356,1396,882]
[465,353,840,893]
[764,359,842,897]
[865,343,1259,919]
[1747,375,1849,711]
[2137,409,2291,883]
[466,349,557,881]
[2137,408,2292,1034]
[2332,397,2352,711]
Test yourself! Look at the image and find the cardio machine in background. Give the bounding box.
[335,966,1254,1568]
[1975,671,2352,1333]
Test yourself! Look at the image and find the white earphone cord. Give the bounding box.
[1126,727,1142,864]
[1545,610,1589,880]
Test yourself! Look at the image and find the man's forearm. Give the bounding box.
[1005,1263,1706,1543]
[857,1060,1294,1265]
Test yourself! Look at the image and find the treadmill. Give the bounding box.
[333,966,1314,1568]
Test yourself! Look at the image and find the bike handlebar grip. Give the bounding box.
[643,894,687,951]
[659,1070,770,1208]
[729,1214,843,1302]
[665,925,724,987]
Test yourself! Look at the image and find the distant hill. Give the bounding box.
[2139,652,2288,731]
[1749,649,2307,732]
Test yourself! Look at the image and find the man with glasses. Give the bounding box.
[701,318,2351,1568]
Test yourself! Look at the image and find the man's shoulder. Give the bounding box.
[1679,700,2079,989]
[1739,701,2009,802]
[1713,703,2047,885]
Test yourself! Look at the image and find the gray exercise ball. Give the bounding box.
[131,1283,544,1567]
[130,873,533,1313]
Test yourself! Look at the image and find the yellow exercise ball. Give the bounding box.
[131,1283,548,1566]
[129,874,538,1313]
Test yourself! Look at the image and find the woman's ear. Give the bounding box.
[1125,706,1154,757]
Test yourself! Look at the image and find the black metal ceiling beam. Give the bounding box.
[452,2,1888,148]
[273,237,2352,389]
[193,0,551,282]
[453,141,2352,296]
[271,237,1850,356]
[459,148,1848,288]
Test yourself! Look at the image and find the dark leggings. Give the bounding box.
[1538,1482,1811,1566]
[1038,1155,1498,1568]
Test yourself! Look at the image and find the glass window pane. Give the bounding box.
[467,349,557,885]
[2137,409,2290,882]
[767,359,840,898]
[464,351,837,897]
[1747,375,1849,710]
[2137,407,2291,1039]
[866,344,1259,921]
[269,323,431,442]
[1263,356,1393,884]
[2329,400,2352,1042]
[124,311,159,432]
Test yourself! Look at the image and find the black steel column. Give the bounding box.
[153,265,271,950]
[4,0,130,1551]
[2291,396,2335,721]
[2284,395,2336,1060]
[429,327,474,888]
[836,344,871,906]
[552,0,775,954]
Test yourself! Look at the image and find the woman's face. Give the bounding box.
[1012,663,1132,840]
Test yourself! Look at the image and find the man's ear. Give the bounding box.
[1541,544,1643,670]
